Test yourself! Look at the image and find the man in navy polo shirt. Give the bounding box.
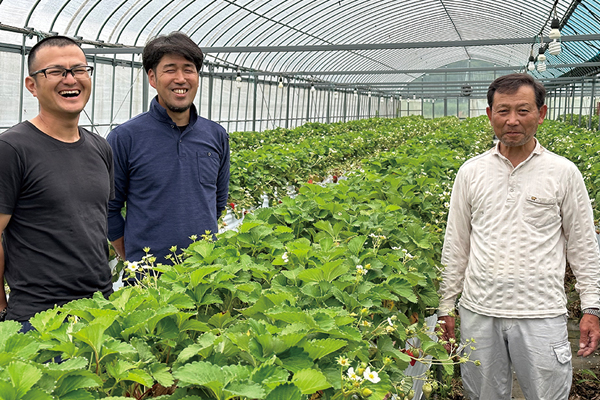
[107,32,230,270]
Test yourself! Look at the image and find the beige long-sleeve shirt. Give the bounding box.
[439,140,600,318]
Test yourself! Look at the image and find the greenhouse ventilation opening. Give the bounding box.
[0,0,599,136]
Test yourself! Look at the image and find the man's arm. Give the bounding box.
[561,168,600,357]
[0,213,12,313]
[111,236,126,261]
[437,167,472,353]
[578,312,600,357]
[215,131,230,219]
[106,130,129,255]
[437,315,457,353]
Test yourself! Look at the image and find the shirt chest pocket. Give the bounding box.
[523,195,561,229]
[197,151,220,185]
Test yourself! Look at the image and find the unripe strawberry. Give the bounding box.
[423,383,433,399]
[407,390,415,400]
[361,388,373,397]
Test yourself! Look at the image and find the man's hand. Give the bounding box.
[437,315,456,354]
[578,314,600,357]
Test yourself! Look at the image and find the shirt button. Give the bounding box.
[510,189,514,192]
[208,152,211,156]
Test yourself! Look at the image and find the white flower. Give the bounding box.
[363,367,380,383]
[282,252,289,263]
[356,265,367,275]
[388,317,394,326]
[347,367,362,381]
[125,261,139,272]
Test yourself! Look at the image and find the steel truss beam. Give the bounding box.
[81,34,600,55]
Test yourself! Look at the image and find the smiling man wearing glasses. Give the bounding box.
[0,36,114,329]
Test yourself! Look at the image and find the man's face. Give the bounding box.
[486,85,547,149]
[25,45,92,118]
[148,54,199,116]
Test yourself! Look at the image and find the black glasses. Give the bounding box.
[30,65,94,80]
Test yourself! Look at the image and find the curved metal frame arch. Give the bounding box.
[263,1,378,73]
[74,0,104,37]
[112,0,158,44]
[253,1,399,73]
[186,1,236,43]
[134,0,198,45]
[49,0,76,32]
[115,0,176,44]
[244,1,340,71]
[95,1,130,41]
[64,0,94,35]
[24,0,44,30]
[206,0,343,69]
[290,2,429,74]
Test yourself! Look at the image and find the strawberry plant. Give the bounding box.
[2,114,598,399]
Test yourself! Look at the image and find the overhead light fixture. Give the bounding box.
[367,91,372,98]
[278,76,284,89]
[412,94,416,100]
[310,83,316,93]
[380,97,385,103]
[549,16,561,40]
[235,70,242,89]
[353,89,358,97]
[333,91,339,99]
[527,54,535,71]
[548,9,561,55]
[548,39,561,56]
[537,45,547,72]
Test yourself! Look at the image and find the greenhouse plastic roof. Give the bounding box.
[1,0,599,89]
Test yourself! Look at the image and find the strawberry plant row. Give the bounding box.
[1,116,598,400]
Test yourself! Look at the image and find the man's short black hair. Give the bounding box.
[28,35,82,74]
[142,32,203,73]
[487,73,546,110]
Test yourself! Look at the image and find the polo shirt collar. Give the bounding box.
[149,96,199,128]
[491,137,544,158]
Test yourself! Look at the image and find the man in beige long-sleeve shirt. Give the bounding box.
[438,73,600,399]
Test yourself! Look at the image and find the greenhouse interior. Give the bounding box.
[1,0,600,399]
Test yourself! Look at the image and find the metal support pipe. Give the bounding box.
[327,88,331,124]
[589,78,596,130]
[18,35,26,124]
[207,66,214,121]
[227,77,234,132]
[252,75,258,132]
[198,74,204,116]
[285,82,291,129]
[306,87,311,122]
[343,91,347,122]
[110,56,117,131]
[91,55,97,130]
[570,84,575,125]
[142,68,149,112]
[557,88,562,120]
[564,87,569,118]
[129,54,135,119]
[578,78,584,127]
[218,77,224,124]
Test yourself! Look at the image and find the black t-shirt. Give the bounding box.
[0,121,114,321]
